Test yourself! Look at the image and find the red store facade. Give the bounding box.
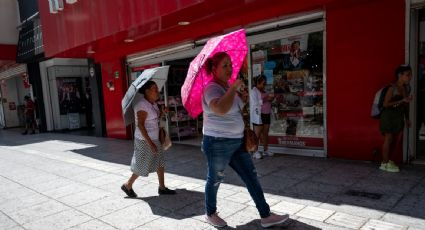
[38,0,425,162]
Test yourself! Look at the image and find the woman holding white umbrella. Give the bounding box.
[121,80,176,197]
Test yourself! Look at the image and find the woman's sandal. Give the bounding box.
[121,184,138,198]
[158,187,176,195]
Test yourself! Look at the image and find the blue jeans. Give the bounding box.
[202,135,270,218]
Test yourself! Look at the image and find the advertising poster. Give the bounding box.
[57,77,82,115]
[281,35,308,70]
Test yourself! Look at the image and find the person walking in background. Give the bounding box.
[121,80,176,197]
[250,74,274,159]
[201,52,289,228]
[22,95,36,135]
[380,65,412,172]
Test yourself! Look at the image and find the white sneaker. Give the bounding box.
[253,151,262,159]
[264,150,274,157]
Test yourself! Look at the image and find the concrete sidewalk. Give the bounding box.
[0,129,425,230]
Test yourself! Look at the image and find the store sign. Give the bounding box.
[269,136,323,148]
[48,0,78,14]
[21,73,31,88]
[131,64,161,72]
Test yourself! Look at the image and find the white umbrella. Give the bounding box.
[122,65,169,126]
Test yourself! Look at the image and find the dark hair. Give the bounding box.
[138,80,157,94]
[24,95,30,100]
[395,64,412,79]
[255,74,266,86]
[205,52,230,74]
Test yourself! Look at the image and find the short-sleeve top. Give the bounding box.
[133,94,159,141]
[202,82,244,138]
[261,91,272,114]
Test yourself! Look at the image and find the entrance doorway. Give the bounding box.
[416,9,425,159]
[165,58,202,146]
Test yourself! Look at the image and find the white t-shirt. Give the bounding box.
[249,87,262,125]
[133,94,159,141]
[202,82,244,138]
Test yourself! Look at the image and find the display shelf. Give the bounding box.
[167,96,200,141]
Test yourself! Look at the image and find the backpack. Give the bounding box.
[370,85,391,119]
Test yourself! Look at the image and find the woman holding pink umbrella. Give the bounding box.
[201,52,289,228]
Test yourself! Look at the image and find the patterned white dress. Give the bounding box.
[130,95,165,177]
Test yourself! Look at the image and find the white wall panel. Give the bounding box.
[0,0,20,45]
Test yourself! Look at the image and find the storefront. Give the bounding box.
[40,59,93,131]
[0,64,32,128]
[126,13,325,156]
[39,0,410,161]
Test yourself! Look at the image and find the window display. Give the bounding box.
[250,31,324,149]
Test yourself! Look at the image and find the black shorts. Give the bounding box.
[261,113,271,125]
[252,113,271,126]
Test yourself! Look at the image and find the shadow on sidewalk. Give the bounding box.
[125,189,310,229]
[2,129,425,223]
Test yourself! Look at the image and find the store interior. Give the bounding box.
[165,58,203,146]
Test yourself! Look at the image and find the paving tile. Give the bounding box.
[220,206,262,229]
[270,200,305,215]
[67,170,109,182]
[0,185,39,201]
[41,182,92,199]
[76,195,141,218]
[322,192,403,215]
[361,219,405,230]
[177,182,203,191]
[28,177,76,192]
[382,213,425,230]
[216,187,237,199]
[259,174,299,193]
[99,202,168,230]
[0,212,18,229]
[57,188,110,207]
[247,193,281,207]
[137,188,203,212]
[319,202,386,220]
[68,219,118,230]
[134,214,211,230]
[7,226,26,230]
[296,206,335,222]
[295,217,353,230]
[325,212,368,229]
[277,194,324,207]
[83,173,126,187]
[0,193,50,214]
[22,209,92,230]
[8,200,71,225]
[225,192,252,204]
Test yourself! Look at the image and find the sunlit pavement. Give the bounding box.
[1,129,425,230]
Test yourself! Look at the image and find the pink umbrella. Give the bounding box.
[181,29,248,118]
